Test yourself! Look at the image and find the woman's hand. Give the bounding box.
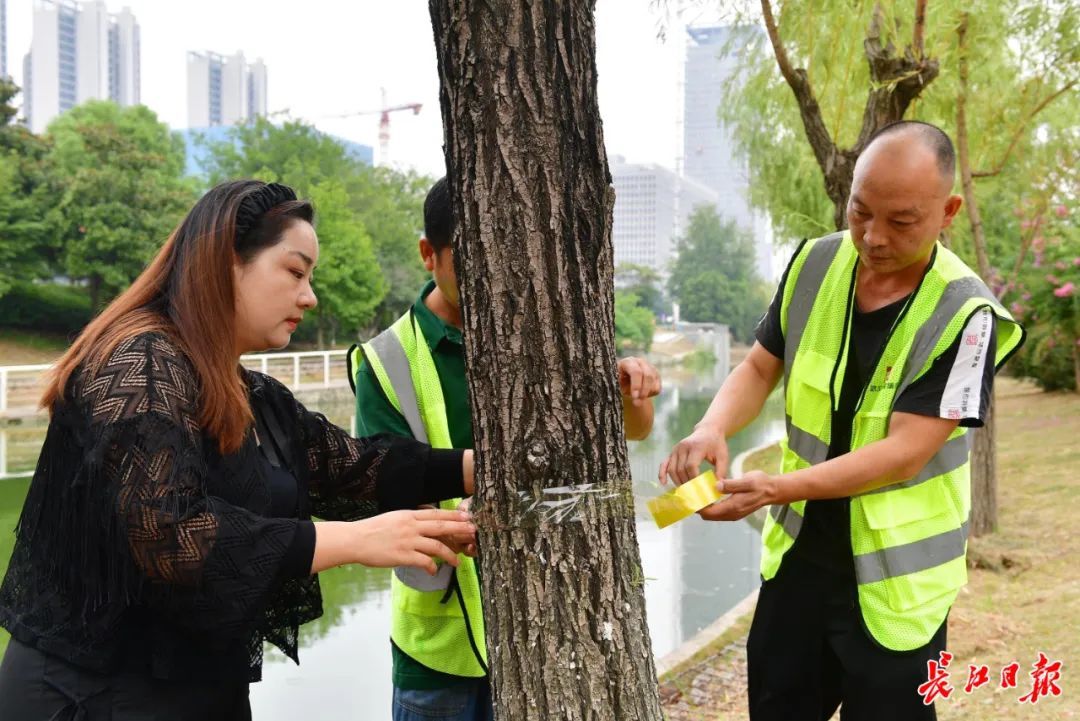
[312,509,476,575]
[447,497,477,558]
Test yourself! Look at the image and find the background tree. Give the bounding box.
[202,117,391,342]
[615,263,667,316]
[429,0,663,718]
[712,0,948,240]
[759,0,939,230]
[349,168,431,330]
[668,206,767,343]
[614,290,656,351]
[45,101,195,309]
[0,79,51,299]
[950,2,1077,533]
[305,180,386,346]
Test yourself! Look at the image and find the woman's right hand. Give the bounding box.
[312,509,476,576]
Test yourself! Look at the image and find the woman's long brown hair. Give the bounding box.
[41,180,314,453]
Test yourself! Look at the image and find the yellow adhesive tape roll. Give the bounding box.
[647,470,722,529]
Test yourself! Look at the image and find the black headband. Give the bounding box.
[235,182,298,243]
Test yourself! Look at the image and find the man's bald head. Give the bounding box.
[846,120,964,275]
[862,120,956,192]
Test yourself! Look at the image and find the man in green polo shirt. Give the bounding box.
[354,177,661,721]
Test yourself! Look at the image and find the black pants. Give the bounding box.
[0,638,251,721]
[747,556,946,721]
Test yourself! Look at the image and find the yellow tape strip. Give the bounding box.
[647,470,722,529]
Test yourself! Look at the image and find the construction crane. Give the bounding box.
[325,88,422,167]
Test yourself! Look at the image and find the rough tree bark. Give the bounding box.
[761,0,939,229]
[954,14,1076,535]
[429,2,663,720]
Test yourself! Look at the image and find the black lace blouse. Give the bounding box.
[0,333,465,683]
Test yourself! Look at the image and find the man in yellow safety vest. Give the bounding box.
[660,121,1024,720]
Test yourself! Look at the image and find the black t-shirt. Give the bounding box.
[756,247,999,579]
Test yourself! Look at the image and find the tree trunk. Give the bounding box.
[89,274,102,311]
[968,398,998,536]
[429,2,662,719]
[1074,338,1080,393]
[955,14,997,537]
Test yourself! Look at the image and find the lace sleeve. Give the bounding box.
[79,334,305,639]
[275,385,466,520]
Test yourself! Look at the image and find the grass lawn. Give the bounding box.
[661,378,1079,720]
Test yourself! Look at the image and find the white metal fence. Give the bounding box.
[0,349,351,420]
[0,349,353,479]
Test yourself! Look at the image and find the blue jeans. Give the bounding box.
[392,680,494,721]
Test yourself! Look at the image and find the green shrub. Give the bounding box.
[0,282,92,335]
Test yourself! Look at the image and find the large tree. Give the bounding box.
[45,101,195,309]
[429,1,663,719]
[0,79,51,298]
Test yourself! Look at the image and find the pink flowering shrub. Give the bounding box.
[1002,203,1078,391]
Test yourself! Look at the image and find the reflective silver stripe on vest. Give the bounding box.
[897,276,994,397]
[369,327,454,592]
[854,520,970,585]
[368,327,429,444]
[786,415,830,465]
[395,563,456,592]
[784,233,845,389]
[769,503,803,540]
[859,433,971,496]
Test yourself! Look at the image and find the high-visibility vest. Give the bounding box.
[348,311,487,677]
[761,231,1025,651]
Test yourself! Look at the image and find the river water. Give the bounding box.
[0,361,784,719]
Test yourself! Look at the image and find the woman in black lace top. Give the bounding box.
[0,181,477,720]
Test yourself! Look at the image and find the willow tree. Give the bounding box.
[953,3,1077,532]
[759,0,940,230]
[428,1,663,719]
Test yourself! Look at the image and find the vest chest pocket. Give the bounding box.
[787,349,835,454]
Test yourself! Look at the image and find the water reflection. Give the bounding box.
[0,361,784,718]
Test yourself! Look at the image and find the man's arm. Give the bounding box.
[659,342,784,485]
[618,356,661,440]
[700,411,959,520]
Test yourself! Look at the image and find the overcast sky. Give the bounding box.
[5,0,726,178]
